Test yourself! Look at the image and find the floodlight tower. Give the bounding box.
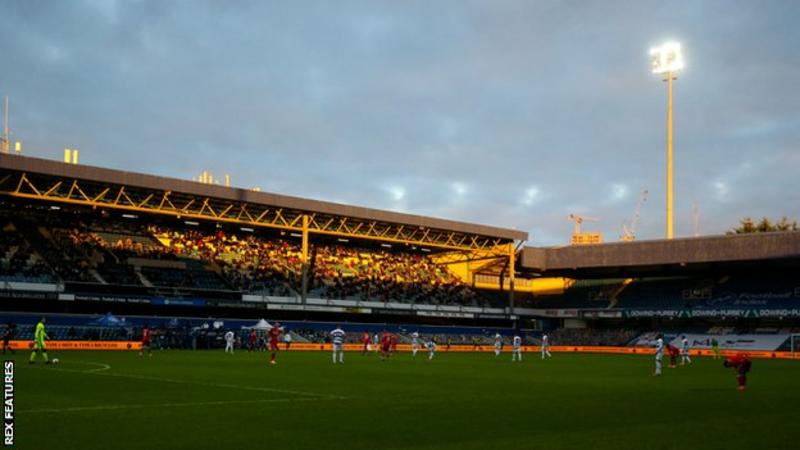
[650,42,684,239]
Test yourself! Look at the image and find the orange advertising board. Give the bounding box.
[7,340,796,359]
[9,340,142,351]
[280,343,798,360]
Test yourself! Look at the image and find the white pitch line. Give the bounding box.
[20,396,333,414]
[65,361,111,373]
[24,361,110,374]
[82,362,111,373]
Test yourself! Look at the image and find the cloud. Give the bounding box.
[521,187,541,207]
[0,0,798,245]
[452,182,468,197]
[611,183,629,202]
[387,185,406,202]
[712,180,730,202]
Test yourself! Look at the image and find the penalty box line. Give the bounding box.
[20,397,335,415]
[21,363,347,401]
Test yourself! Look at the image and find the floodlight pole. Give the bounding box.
[651,42,682,239]
[508,243,515,314]
[666,71,674,239]
[301,214,309,305]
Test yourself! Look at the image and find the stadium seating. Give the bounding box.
[3,206,797,313]
[521,279,631,309]
[547,328,640,346]
[309,244,487,307]
[0,207,488,306]
[522,275,799,311]
[615,276,800,310]
[0,222,55,283]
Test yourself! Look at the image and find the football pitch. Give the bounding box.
[12,350,799,450]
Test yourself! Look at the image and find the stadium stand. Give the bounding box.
[1,155,799,345]
[0,222,54,283]
[310,244,486,306]
[548,327,640,346]
[0,205,490,307]
[521,274,800,312]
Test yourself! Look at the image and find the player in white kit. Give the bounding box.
[511,334,522,362]
[654,334,664,376]
[411,331,420,357]
[680,335,692,366]
[425,337,436,360]
[541,334,552,359]
[224,330,235,354]
[330,326,345,364]
[493,333,502,357]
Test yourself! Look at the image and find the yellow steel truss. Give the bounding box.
[2,172,510,253]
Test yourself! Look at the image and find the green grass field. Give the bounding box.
[12,349,799,450]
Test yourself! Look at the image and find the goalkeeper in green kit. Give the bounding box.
[29,317,51,364]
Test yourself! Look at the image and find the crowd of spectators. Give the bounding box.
[0,223,54,283]
[1,209,488,305]
[152,228,298,296]
[311,245,486,306]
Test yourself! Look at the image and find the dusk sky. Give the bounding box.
[1,0,798,245]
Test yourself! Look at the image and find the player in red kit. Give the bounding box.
[361,331,370,355]
[667,344,680,368]
[268,323,282,365]
[248,329,257,352]
[380,331,392,361]
[723,352,752,391]
[139,325,152,357]
[390,333,398,353]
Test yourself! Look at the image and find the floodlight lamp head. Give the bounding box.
[649,41,684,75]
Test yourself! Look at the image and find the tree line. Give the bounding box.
[728,217,798,234]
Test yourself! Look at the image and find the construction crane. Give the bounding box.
[569,214,602,245]
[569,214,599,234]
[1,95,22,154]
[621,190,648,242]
